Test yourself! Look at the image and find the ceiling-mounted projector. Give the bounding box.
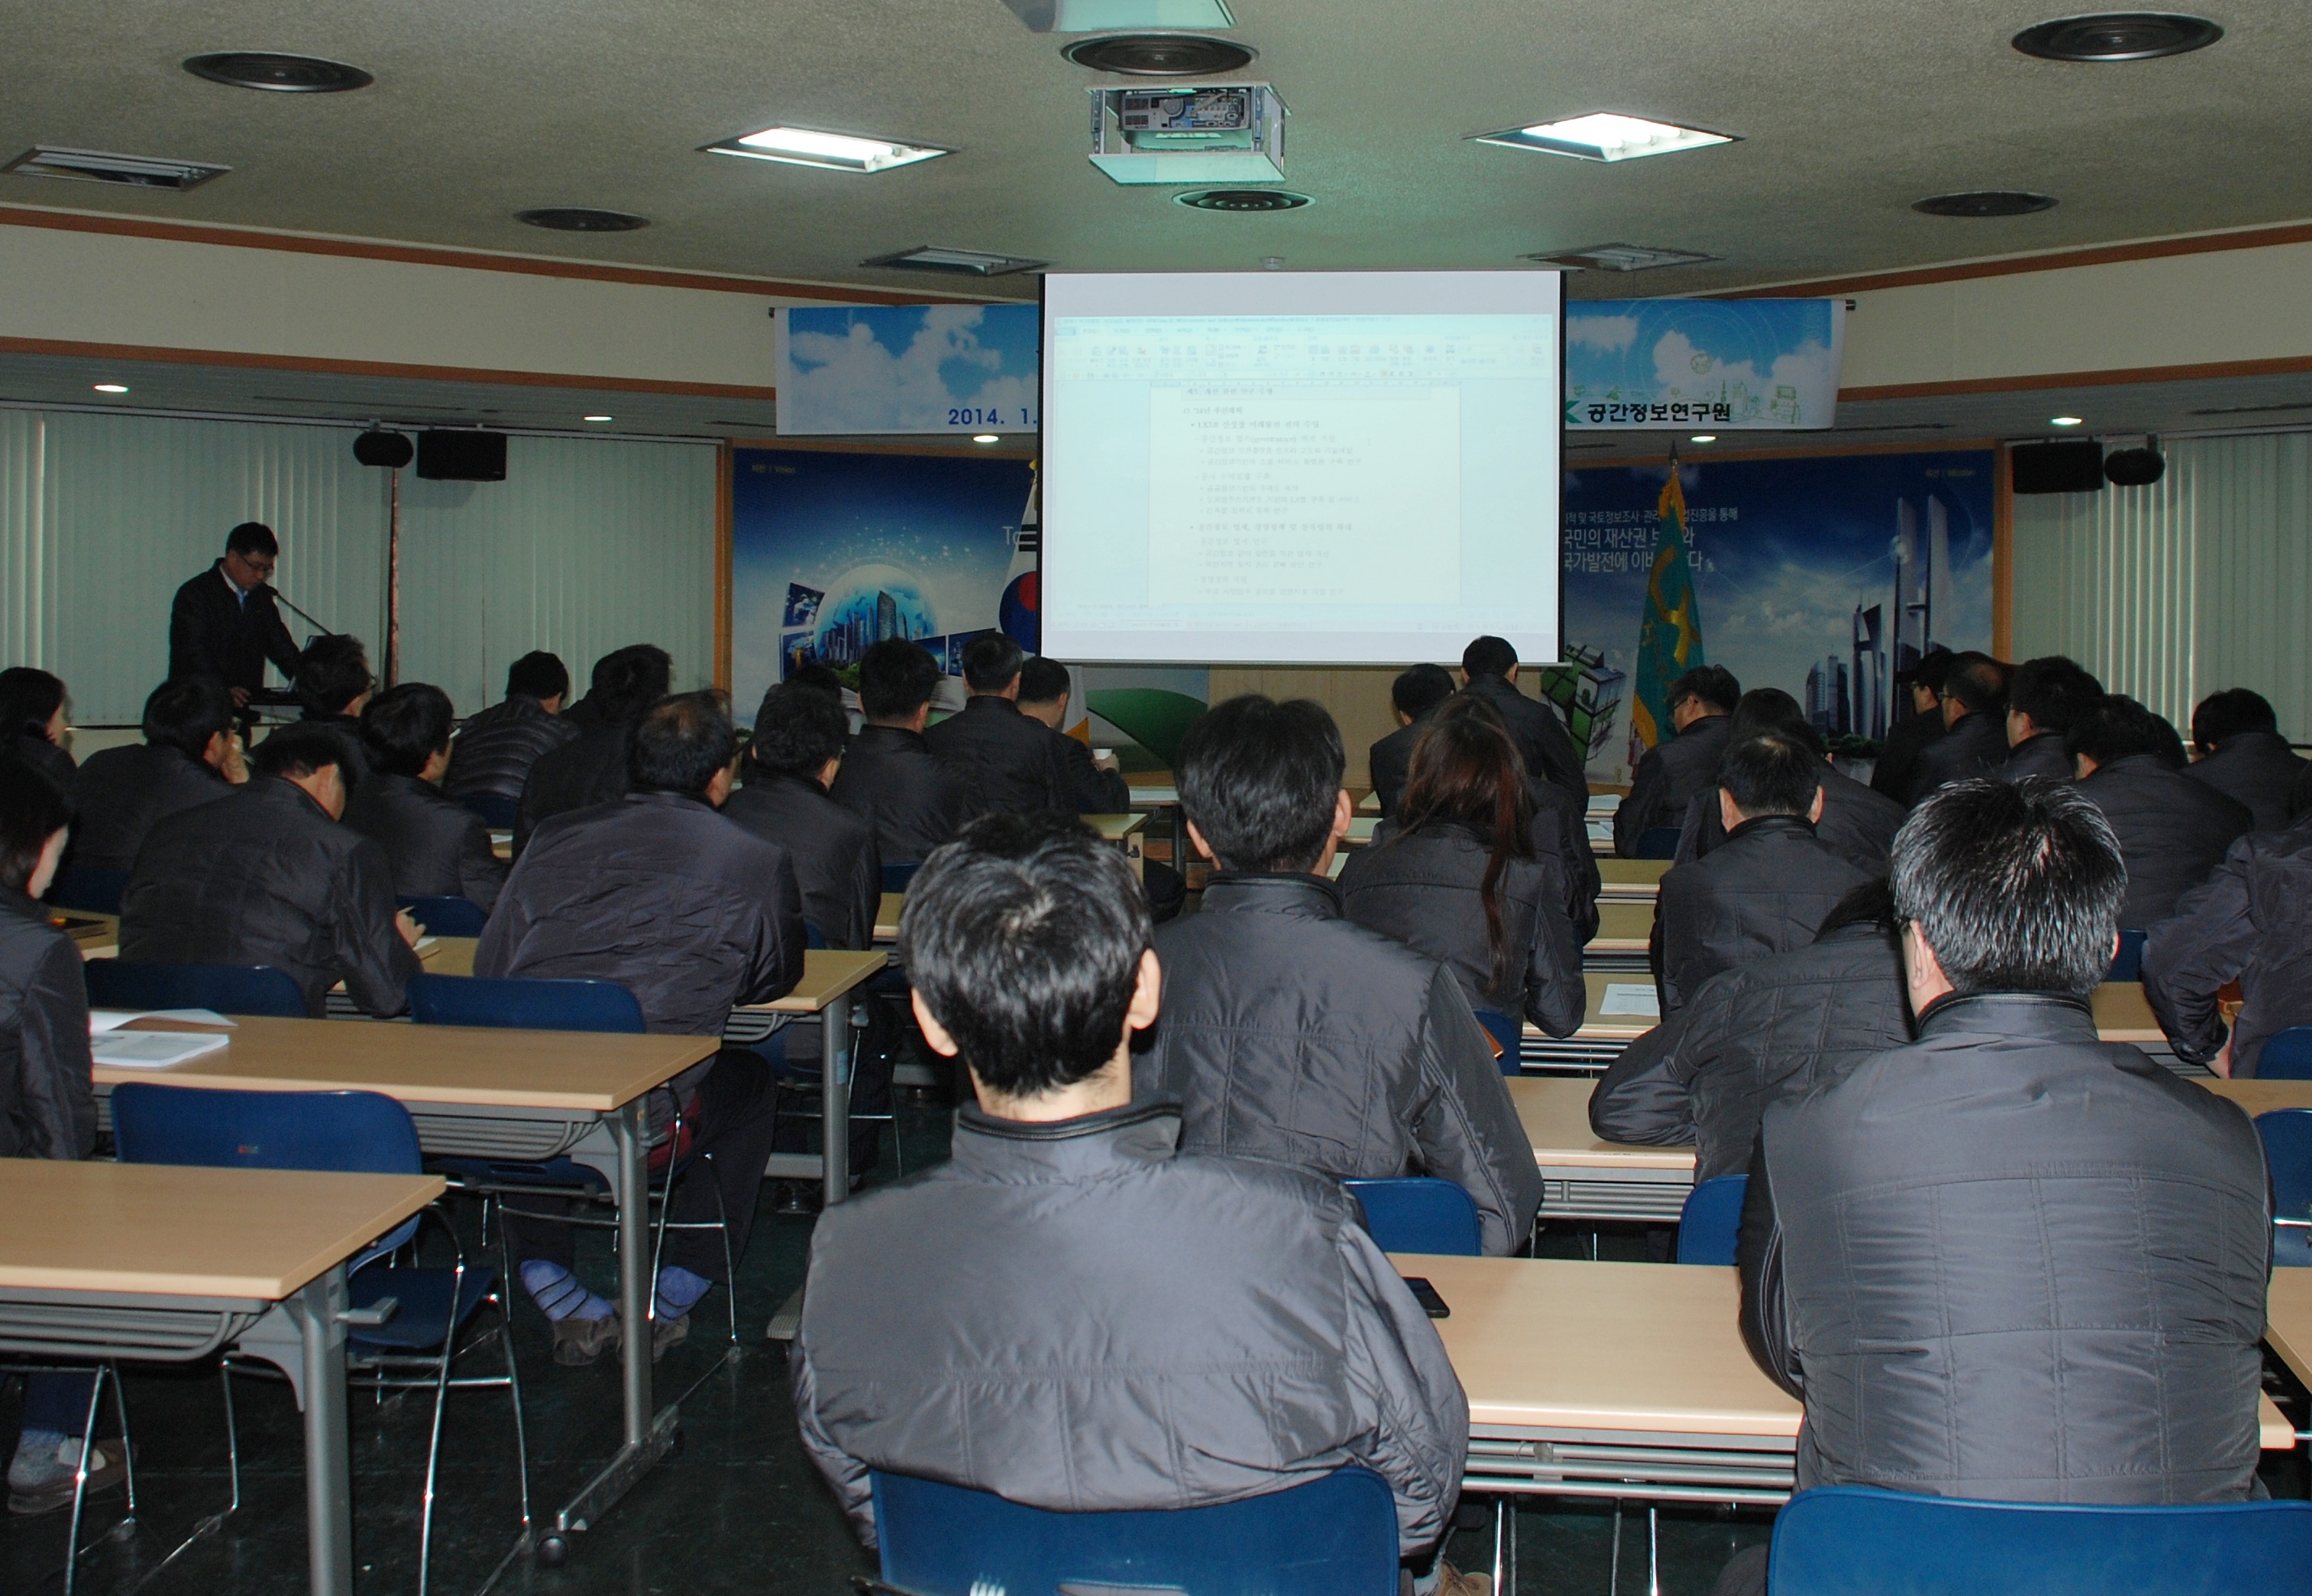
[1005,0,1235,29]
[1088,83,1287,184]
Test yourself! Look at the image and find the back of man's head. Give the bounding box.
[1891,779,2124,999]
[1461,635,1518,679]
[786,661,846,699]
[360,683,454,779]
[2067,695,2186,771]
[1908,647,1955,699]
[747,682,848,780]
[0,755,74,894]
[2192,687,2280,753]
[1670,665,1742,716]
[1177,695,1343,873]
[1726,688,1825,755]
[1016,656,1071,708]
[505,650,569,703]
[629,691,736,798]
[589,644,674,723]
[2009,657,2103,738]
[1719,732,1821,820]
[1942,652,2010,718]
[226,521,277,559]
[252,721,357,787]
[294,635,373,718]
[898,813,1151,1100]
[1391,663,1456,721]
[142,677,233,760]
[857,639,941,724]
[961,633,1025,695]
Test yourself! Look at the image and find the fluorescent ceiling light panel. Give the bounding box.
[705,125,949,174]
[1004,0,1235,29]
[1525,242,1719,272]
[1474,112,1735,163]
[860,245,1048,277]
[2,145,230,190]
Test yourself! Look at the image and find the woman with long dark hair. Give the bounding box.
[0,668,73,792]
[1338,695,1585,1054]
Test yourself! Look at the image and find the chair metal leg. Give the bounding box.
[1647,1503,1659,1596]
[495,1287,533,1539]
[108,1366,136,1524]
[219,1363,243,1518]
[414,1258,463,1596]
[61,1365,108,1596]
[702,1151,738,1349]
[1608,1499,1622,1596]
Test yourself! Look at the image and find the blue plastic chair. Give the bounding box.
[48,864,129,916]
[1675,1174,1748,1265]
[406,972,644,1034]
[110,1084,523,1596]
[1343,1176,1483,1256]
[881,861,920,894]
[2256,1109,2312,1268]
[2256,1027,2312,1080]
[1473,1007,1524,1072]
[873,1466,1400,1596]
[1633,826,1682,860]
[398,895,488,937]
[2107,927,2148,982]
[1769,1485,2312,1596]
[457,792,520,830]
[84,960,306,1018]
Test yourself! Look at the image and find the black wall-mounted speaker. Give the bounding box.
[416,430,508,481]
[2011,440,2105,494]
[2103,446,2166,487]
[352,429,414,469]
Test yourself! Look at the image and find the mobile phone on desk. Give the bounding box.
[1401,1276,1450,1319]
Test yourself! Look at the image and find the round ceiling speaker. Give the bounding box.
[1912,190,2058,217]
[515,208,651,232]
[183,53,374,91]
[2012,13,2222,61]
[353,429,414,469]
[1062,34,1257,75]
[1174,188,1311,213]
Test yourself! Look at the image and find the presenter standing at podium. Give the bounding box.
[167,521,302,708]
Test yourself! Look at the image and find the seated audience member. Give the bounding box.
[828,639,978,866]
[2001,655,2102,783]
[1460,634,1586,799]
[292,635,376,783]
[120,722,419,1017]
[785,661,845,698]
[0,668,75,792]
[1904,650,2009,802]
[67,676,239,872]
[1436,692,1601,942]
[0,761,125,1516]
[1016,656,1126,813]
[1655,732,1871,1015]
[1136,695,1543,1256]
[1339,706,1584,1041]
[924,633,1072,815]
[1615,665,1738,856]
[514,644,671,852]
[478,692,802,1363]
[1720,780,2268,1595]
[1673,690,1905,875]
[342,683,506,915]
[2069,695,2251,928]
[2185,686,2306,830]
[2145,806,2312,1077]
[1589,879,1909,1180]
[793,814,1474,1587]
[725,682,879,950]
[1369,662,1458,819]
[443,650,579,808]
[1867,646,1951,801]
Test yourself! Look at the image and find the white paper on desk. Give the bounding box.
[88,1008,236,1033]
[91,1031,231,1067]
[1599,983,1660,1019]
[416,935,440,952]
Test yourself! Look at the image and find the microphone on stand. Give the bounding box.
[260,585,336,641]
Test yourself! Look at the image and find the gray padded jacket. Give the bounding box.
[2144,814,2312,1076]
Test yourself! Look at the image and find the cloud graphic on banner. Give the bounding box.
[781,304,1040,434]
[1649,331,1841,415]
[1566,313,1640,353]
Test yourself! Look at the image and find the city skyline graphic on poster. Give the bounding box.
[1558,449,1996,781]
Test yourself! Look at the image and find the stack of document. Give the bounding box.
[87,1009,235,1068]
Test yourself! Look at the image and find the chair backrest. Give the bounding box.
[2256,1109,2312,1267]
[1633,826,1683,859]
[1769,1485,2312,1596]
[881,861,920,895]
[48,864,129,916]
[2257,1027,2312,1081]
[2107,927,2148,982]
[406,972,645,1033]
[458,792,522,830]
[1676,1173,1749,1265]
[1342,1176,1482,1256]
[85,959,307,1019]
[803,919,828,951]
[1471,1007,1524,1074]
[398,895,488,938]
[873,1467,1399,1596]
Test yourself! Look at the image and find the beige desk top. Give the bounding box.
[1542,973,1663,1042]
[422,935,476,978]
[873,893,905,943]
[1085,813,1149,841]
[1596,859,1670,897]
[2204,1079,2312,1116]
[2090,982,2163,1044]
[745,948,888,1014]
[1340,816,1381,847]
[92,1014,716,1113]
[1591,901,1655,952]
[1515,1077,1695,1171]
[1358,790,1382,815]
[0,1160,442,1301]
[2268,1269,2312,1388]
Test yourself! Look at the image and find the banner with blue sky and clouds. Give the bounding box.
[776,304,1041,436]
[1565,299,1845,429]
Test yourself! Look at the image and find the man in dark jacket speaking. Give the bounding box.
[1719,779,2268,1594]
[167,522,303,708]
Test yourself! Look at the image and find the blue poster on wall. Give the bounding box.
[1564,299,1844,429]
[776,305,1042,436]
[730,448,1038,724]
[1558,448,1995,782]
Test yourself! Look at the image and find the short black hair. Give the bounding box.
[1462,635,1519,678]
[1942,652,2010,717]
[505,651,569,702]
[0,754,74,893]
[1906,647,1955,697]
[1668,665,1741,716]
[747,682,848,780]
[294,635,373,718]
[226,521,277,558]
[1726,688,1825,757]
[961,633,1025,695]
[0,668,66,743]
[899,813,1152,1099]
[1392,663,1456,720]
[1891,778,2124,999]
[251,721,357,786]
[2067,695,2186,771]
[858,639,941,722]
[360,683,454,778]
[2009,657,2103,737]
[1017,657,1071,707]
[2192,687,2280,751]
[1719,732,1820,818]
[629,690,736,798]
[142,676,235,759]
[786,662,845,699]
[588,644,674,723]
[1177,695,1343,873]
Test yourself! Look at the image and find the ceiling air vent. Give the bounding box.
[516,208,650,231]
[1,146,228,191]
[1063,34,1256,75]
[2011,13,2221,61]
[860,245,1048,276]
[1526,243,1719,272]
[1174,188,1308,212]
[1913,190,2056,217]
[183,53,374,91]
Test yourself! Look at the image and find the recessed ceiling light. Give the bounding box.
[1472,112,1736,163]
[1526,242,1720,272]
[1689,433,1717,443]
[2050,416,2085,426]
[1913,190,2057,217]
[1174,188,1310,212]
[1062,34,1255,75]
[517,207,649,232]
[973,434,1001,444]
[704,126,949,175]
[183,52,373,92]
[2012,13,2221,61]
[860,245,1048,277]
[92,383,128,394]
[582,415,614,423]
[2,146,228,191]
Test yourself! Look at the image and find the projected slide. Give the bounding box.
[1041,271,1563,666]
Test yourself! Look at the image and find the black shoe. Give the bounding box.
[550,1313,621,1367]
